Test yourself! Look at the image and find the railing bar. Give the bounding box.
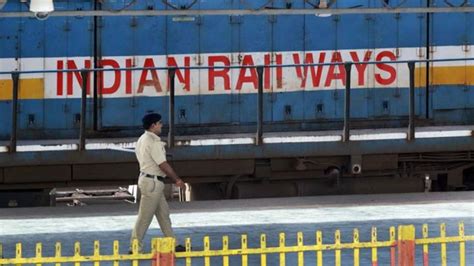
[260,234,267,266]
[353,229,360,266]
[204,236,210,266]
[371,227,378,266]
[79,70,88,151]
[35,243,42,266]
[131,239,139,266]
[242,235,248,266]
[3,57,474,75]
[185,238,192,266]
[93,240,100,266]
[408,61,415,141]
[223,236,229,266]
[113,240,119,266]
[3,228,474,265]
[335,230,341,266]
[316,231,323,266]
[256,66,264,146]
[74,242,81,266]
[55,242,61,266]
[422,224,429,266]
[343,63,352,142]
[168,68,176,148]
[440,223,447,266]
[297,232,304,266]
[459,222,465,266]
[9,72,19,153]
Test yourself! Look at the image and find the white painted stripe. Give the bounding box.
[415,130,472,138]
[176,138,255,146]
[85,142,137,150]
[1,129,472,153]
[350,132,407,141]
[263,135,342,144]
[1,45,472,99]
[16,144,78,152]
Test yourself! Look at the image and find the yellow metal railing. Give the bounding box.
[176,227,396,266]
[0,238,167,266]
[0,222,472,266]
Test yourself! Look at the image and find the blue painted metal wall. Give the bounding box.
[0,0,473,140]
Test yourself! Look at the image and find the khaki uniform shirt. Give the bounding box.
[135,131,167,177]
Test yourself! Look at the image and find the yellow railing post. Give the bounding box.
[459,222,465,266]
[204,236,210,266]
[185,238,192,266]
[371,227,378,266]
[112,240,119,266]
[389,227,396,266]
[93,240,100,266]
[74,241,81,266]
[153,237,175,266]
[15,243,22,266]
[131,238,139,266]
[297,232,304,266]
[223,236,230,266]
[335,230,341,266]
[4,222,474,266]
[422,224,429,266]
[316,231,323,266]
[353,229,360,266]
[35,243,42,266]
[279,233,285,266]
[397,225,415,266]
[242,234,248,266]
[260,234,267,266]
[54,242,61,266]
[440,223,447,266]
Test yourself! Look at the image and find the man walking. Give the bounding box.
[130,113,186,253]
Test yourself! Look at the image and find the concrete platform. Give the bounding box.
[0,192,473,265]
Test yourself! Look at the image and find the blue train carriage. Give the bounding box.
[0,0,473,201]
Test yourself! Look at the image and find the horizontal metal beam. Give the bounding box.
[1,7,474,18]
[1,136,473,167]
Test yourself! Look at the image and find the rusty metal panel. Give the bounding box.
[362,154,398,171]
[4,165,71,184]
[173,160,254,177]
[73,163,138,181]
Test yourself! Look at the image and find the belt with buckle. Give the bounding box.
[141,172,165,182]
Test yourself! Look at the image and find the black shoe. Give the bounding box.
[175,245,186,252]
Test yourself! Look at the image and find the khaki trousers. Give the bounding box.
[130,175,175,251]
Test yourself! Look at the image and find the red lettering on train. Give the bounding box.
[54,50,398,96]
[276,54,283,89]
[375,51,397,85]
[293,52,326,88]
[138,58,162,93]
[208,55,231,91]
[66,60,92,95]
[125,58,133,95]
[57,61,64,96]
[236,55,258,90]
[325,52,345,87]
[167,57,190,91]
[350,51,372,86]
[98,59,121,95]
[264,53,283,90]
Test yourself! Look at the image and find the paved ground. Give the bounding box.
[0,192,473,265]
